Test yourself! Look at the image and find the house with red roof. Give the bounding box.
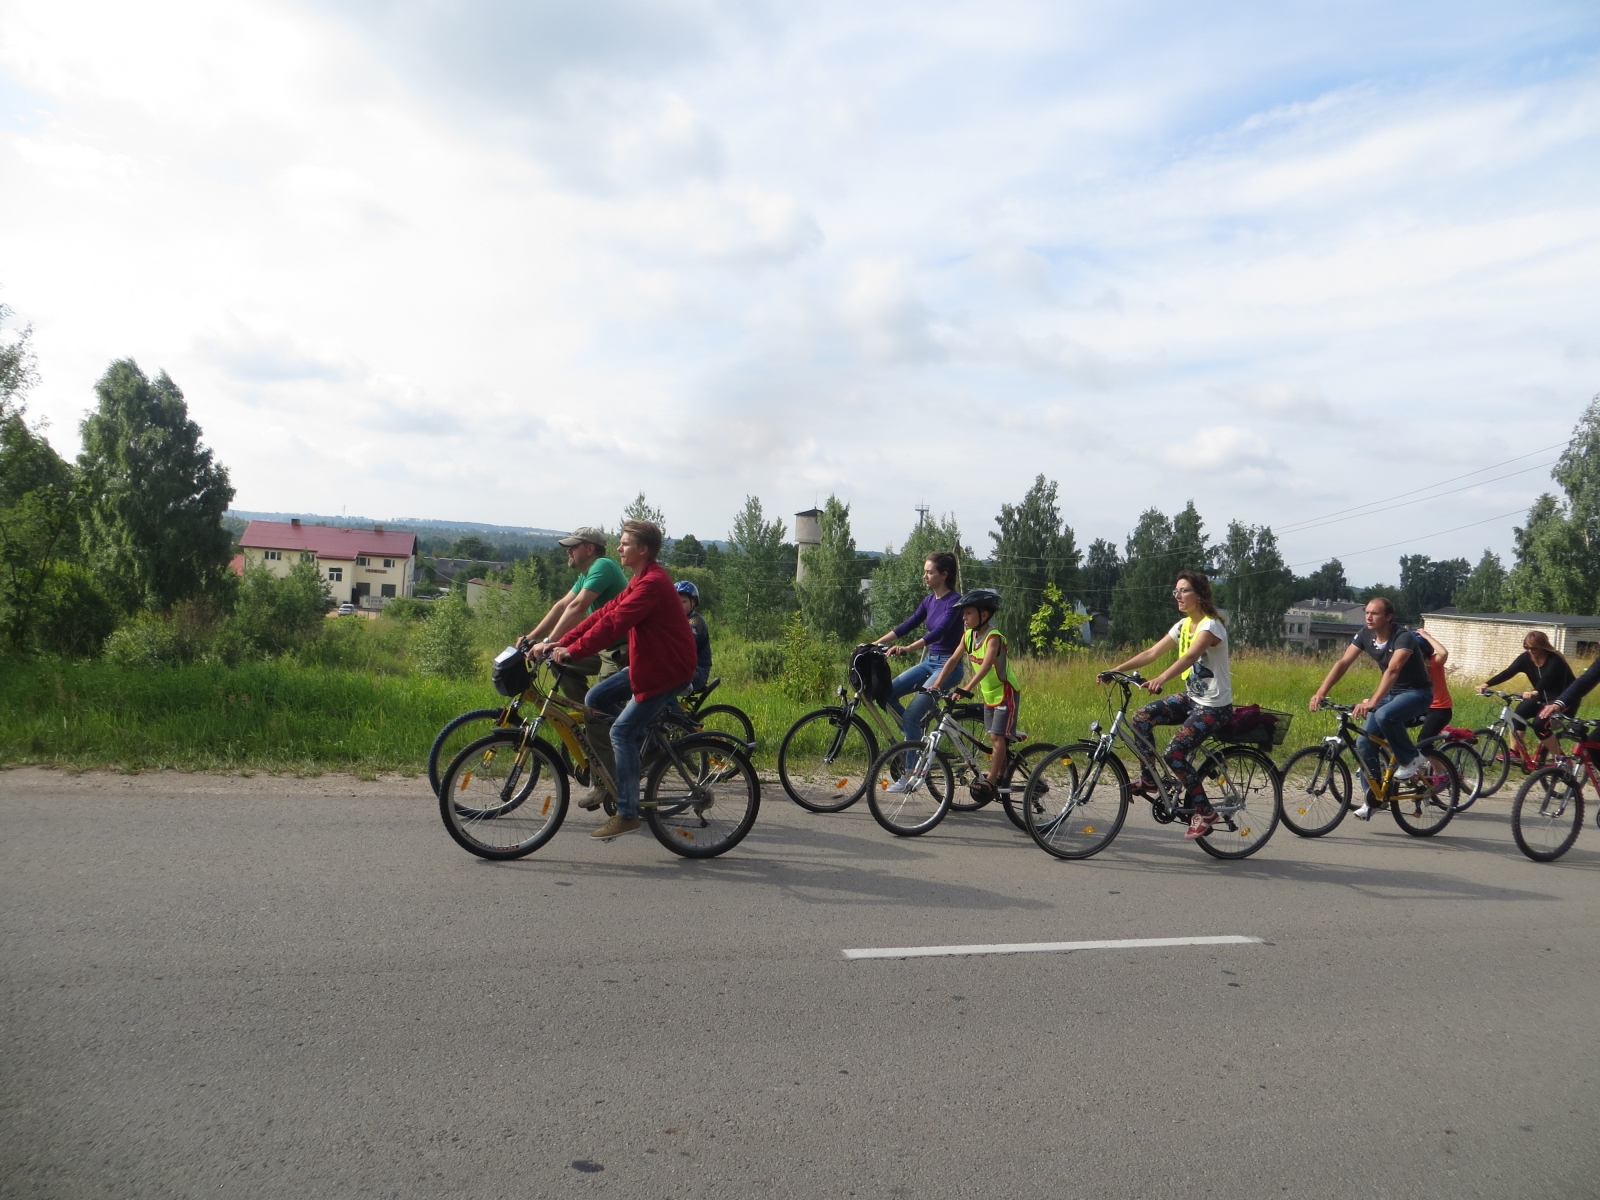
[237,519,417,606]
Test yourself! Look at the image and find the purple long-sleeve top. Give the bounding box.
[894,590,964,656]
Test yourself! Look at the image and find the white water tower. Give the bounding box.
[794,507,823,581]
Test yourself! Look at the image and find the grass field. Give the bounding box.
[0,648,1516,776]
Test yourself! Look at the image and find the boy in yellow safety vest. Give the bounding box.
[930,589,1020,799]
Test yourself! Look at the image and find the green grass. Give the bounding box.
[0,650,1513,775]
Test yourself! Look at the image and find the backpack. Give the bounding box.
[849,644,894,706]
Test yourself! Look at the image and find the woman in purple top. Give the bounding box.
[873,551,965,744]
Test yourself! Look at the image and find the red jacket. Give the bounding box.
[561,559,696,701]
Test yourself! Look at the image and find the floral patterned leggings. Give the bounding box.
[1130,694,1233,799]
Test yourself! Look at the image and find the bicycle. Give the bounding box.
[436,655,760,860]
[1509,715,1600,862]
[1414,721,1485,810]
[1277,701,1460,838]
[679,676,757,750]
[1017,671,1282,860]
[1473,689,1569,798]
[859,688,1058,836]
[428,668,752,799]
[777,643,970,813]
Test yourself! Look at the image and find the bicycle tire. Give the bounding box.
[429,706,521,797]
[693,703,757,750]
[1510,766,1584,861]
[643,733,760,858]
[777,708,878,812]
[1021,742,1128,860]
[1000,742,1057,831]
[1437,742,1484,811]
[437,730,568,860]
[865,740,954,836]
[1389,750,1457,836]
[1194,744,1281,860]
[1473,728,1511,797]
[1278,745,1351,837]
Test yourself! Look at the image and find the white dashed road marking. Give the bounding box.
[842,934,1263,960]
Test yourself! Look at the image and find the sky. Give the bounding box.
[1,0,1597,584]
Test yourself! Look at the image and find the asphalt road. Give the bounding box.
[3,766,1597,1199]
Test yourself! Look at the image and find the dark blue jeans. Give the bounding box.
[585,670,689,820]
[1356,686,1434,786]
[887,653,956,742]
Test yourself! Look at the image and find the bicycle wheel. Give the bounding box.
[1000,742,1057,831]
[1021,742,1129,860]
[1278,745,1351,837]
[777,708,878,812]
[438,731,568,860]
[1473,728,1511,797]
[1510,767,1584,862]
[866,740,954,836]
[693,703,756,749]
[1194,745,1281,860]
[429,706,520,796]
[643,733,760,858]
[1389,750,1457,836]
[1437,742,1484,811]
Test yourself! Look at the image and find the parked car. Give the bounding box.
[337,602,356,615]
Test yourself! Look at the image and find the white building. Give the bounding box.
[237,519,418,607]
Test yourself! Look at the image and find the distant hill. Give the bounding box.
[228,511,570,538]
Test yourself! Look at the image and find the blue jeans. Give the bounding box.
[1356,686,1434,786]
[887,654,956,743]
[586,670,688,819]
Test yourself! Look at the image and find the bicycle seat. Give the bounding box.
[1005,731,1029,745]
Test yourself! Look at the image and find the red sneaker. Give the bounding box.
[1184,808,1219,840]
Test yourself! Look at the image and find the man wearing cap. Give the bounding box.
[521,526,629,705]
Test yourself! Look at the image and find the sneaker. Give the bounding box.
[590,815,641,840]
[1184,808,1219,839]
[577,786,611,811]
[1351,803,1373,821]
[1130,779,1158,798]
[1392,757,1423,780]
[885,776,915,794]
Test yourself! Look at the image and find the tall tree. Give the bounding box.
[0,302,38,421]
[1110,502,1210,646]
[797,495,865,642]
[1295,558,1353,602]
[869,512,968,635]
[1081,538,1121,615]
[621,492,666,538]
[1505,493,1592,613]
[78,361,234,612]
[1399,554,1471,620]
[1214,522,1295,648]
[1453,549,1506,613]
[1505,395,1600,614]
[990,474,1081,651]
[722,496,790,638]
[669,533,706,569]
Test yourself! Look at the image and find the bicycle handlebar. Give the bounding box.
[1480,688,1521,702]
[1095,670,1146,687]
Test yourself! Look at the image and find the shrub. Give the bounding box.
[777,611,837,702]
[414,592,478,679]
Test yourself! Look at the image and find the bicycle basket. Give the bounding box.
[491,645,533,697]
[848,643,894,705]
[1219,705,1292,747]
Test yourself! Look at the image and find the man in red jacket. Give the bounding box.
[531,520,697,840]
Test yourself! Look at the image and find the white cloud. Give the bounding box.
[0,0,1595,582]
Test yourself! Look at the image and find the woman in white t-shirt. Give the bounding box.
[1098,569,1234,839]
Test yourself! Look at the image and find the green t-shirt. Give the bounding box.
[570,556,628,614]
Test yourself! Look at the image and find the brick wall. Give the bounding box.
[1420,617,1594,684]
